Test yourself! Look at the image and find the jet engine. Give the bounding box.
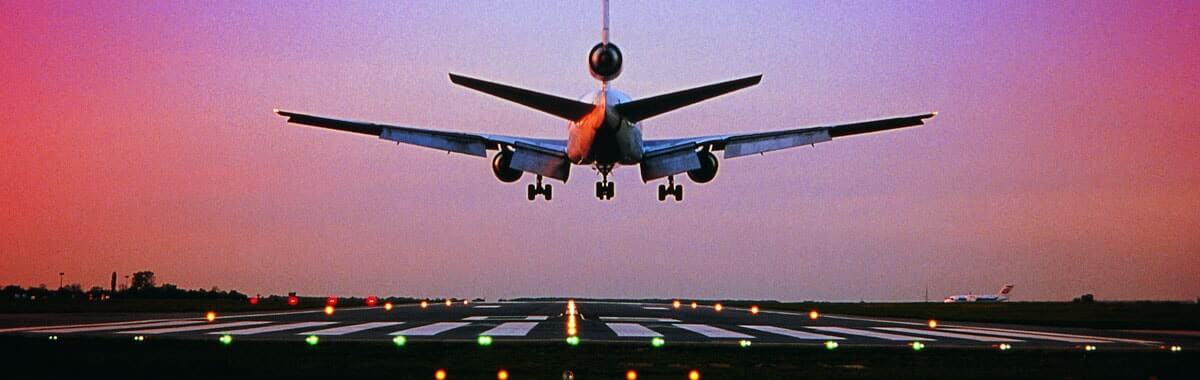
[492,151,523,183]
[588,42,623,81]
[686,150,719,183]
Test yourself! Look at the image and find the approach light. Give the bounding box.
[478,335,494,346]
[326,296,337,306]
[912,341,925,351]
[435,369,447,380]
[750,305,759,315]
[497,369,509,380]
[566,336,580,346]
[305,335,319,346]
[625,370,638,380]
[324,305,335,316]
[824,340,839,350]
[688,369,701,380]
[809,310,820,320]
[206,311,217,322]
[928,319,938,329]
[1083,345,1097,351]
[48,336,58,341]
[673,300,681,309]
[1169,345,1182,352]
[366,296,378,307]
[739,339,752,348]
[567,327,577,336]
[998,343,1012,351]
[714,303,723,312]
[691,301,698,309]
[393,336,407,347]
[445,299,453,306]
[219,335,233,345]
[421,300,429,308]
[287,295,299,306]
[384,302,394,311]
[133,336,145,342]
[651,337,665,348]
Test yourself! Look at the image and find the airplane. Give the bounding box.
[944,284,1015,303]
[275,0,936,202]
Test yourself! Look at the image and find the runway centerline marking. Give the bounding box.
[1,319,180,333]
[389,322,471,336]
[208,322,337,335]
[599,317,680,322]
[32,320,203,334]
[674,324,755,339]
[807,327,935,341]
[642,306,670,310]
[941,327,1111,343]
[479,322,539,336]
[119,321,270,335]
[299,322,405,336]
[874,327,1023,342]
[462,316,547,321]
[472,305,501,309]
[740,325,844,340]
[606,323,663,337]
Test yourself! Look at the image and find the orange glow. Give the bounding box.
[625,370,638,380]
[435,369,447,380]
[689,369,701,380]
[324,305,335,315]
[205,311,216,322]
[714,303,723,312]
[691,302,698,309]
[672,300,681,309]
[497,369,509,380]
[463,299,469,305]
[928,319,938,329]
[384,302,394,311]
[445,299,453,306]
[568,327,577,336]
[421,300,429,309]
[750,305,759,315]
[809,310,820,320]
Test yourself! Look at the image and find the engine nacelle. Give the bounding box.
[588,42,623,81]
[687,150,719,183]
[492,151,523,183]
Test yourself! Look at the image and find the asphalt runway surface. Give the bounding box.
[1,301,1193,351]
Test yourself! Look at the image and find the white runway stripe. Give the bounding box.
[300,322,405,336]
[947,326,1158,345]
[740,325,844,340]
[0,319,175,333]
[807,326,935,341]
[599,317,680,322]
[941,327,1110,343]
[119,321,270,335]
[642,306,670,310]
[606,323,663,337]
[874,327,1023,342]
[390,322,471,336]
[479,322,539,336]
[209,322,337,335]
[473,305,501,309]
[33,320,202,334]
[674,324,755,339]
[462,316,547,321]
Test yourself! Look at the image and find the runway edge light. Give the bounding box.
[393,336,407,347]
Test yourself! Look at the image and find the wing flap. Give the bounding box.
[380,127,488,157]
[724,128,831,158]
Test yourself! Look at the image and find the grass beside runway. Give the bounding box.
[1,336,1194,379]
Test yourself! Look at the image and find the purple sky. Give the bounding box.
[2,1,1198,301]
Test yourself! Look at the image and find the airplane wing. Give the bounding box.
[275,110,572,180]
[638,112,936,181]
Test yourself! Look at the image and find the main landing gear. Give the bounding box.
[527,175,552,201]
[595,165,615,200]
[658,176,683,202]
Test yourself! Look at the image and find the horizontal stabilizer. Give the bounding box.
[449,73,596,121]
[615,75,762,122]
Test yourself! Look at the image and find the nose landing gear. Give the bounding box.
[527,175,552,201]
[657,176,683,202]
[595,165,614,200]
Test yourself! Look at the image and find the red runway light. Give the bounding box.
[366,296,378,307]
[248,296,259,305]
[287,296,299,306]
[326,297,338,306]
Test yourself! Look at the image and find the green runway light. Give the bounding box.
[219,335,233,345]
[824,340,839,350]
[305,335,319,346]
[392,336,407,347]
[478,335,494,346]
[739,339,752,348]
[651,337,665,348]
[565,336,580,346]
[911,341,925,351]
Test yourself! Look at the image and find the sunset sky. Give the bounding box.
[2,1,1197,301]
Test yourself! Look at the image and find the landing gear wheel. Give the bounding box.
[544,184,553,201]
[657,185,667,201]
[528,175,551,201]
[658,176,684,202]
[674,184,683,202]
[527,184,536,201]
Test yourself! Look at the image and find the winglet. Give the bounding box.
[449,73,596,121]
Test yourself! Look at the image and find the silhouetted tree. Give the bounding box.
[130,271,156,291]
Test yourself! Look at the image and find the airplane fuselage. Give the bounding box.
[567,88,643,166]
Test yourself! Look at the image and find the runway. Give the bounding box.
[1,301,1192,351]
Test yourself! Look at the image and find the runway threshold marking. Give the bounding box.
[118,321,271,335]
[462,316,548,321]
[32,320,203,334]
[300,322,405,336]
[874,327,1023,342]
[389,322,471,336]
[208,322,337,336]
[479,322,539,336]
[674,324,755,339]
[939,327,1110,343]
[598,317,680,322]
[0,319,179,333]
[739,325,844,340]
[951,326,1160,345]
[606,323,663,337]
[807,327,935,341]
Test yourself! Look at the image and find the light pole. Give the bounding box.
[59,272,64,289]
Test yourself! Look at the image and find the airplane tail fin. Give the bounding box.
[614,75,762,123]
[449,73,596,121]
[999,284,1014,295]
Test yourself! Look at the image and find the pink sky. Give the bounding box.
[2,1,1197,301]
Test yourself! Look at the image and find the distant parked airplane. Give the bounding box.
[276,0,935,202]
[944,284,1015,303]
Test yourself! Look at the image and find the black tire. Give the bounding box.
[595,182,603,199]
[544,184,553,201]
[527,184,536,201]
[675,185,684,202]
[607,183,614,200]
[658,185,666,201]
